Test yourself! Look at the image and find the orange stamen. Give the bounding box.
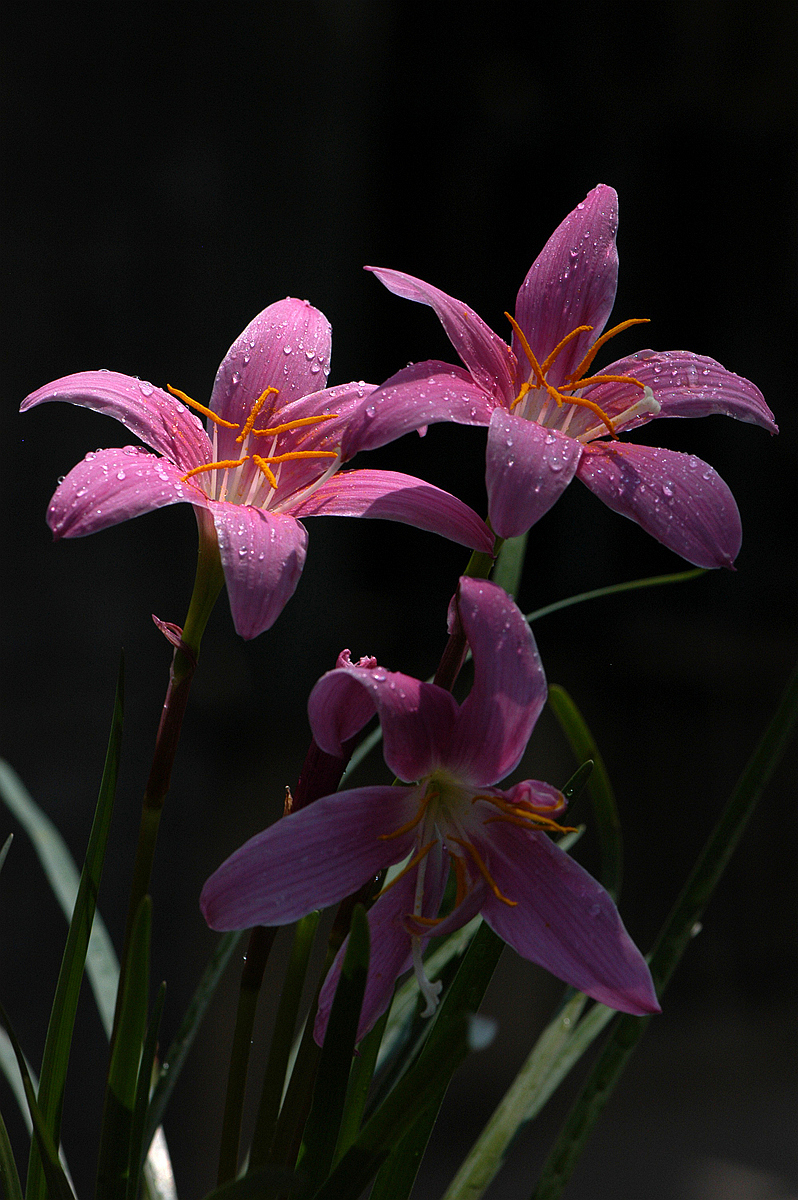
[539,324,593,376]
[562,372,645,393]
[372,841,436,899]
[181,457,248,481]
[167,385,239,430]
[477,794,576,834]
[258,450,338,464]
[251,455,278,489]
[451,852,468,910]
[504,312,546,388]
[237,387,279,443]
[251,413,339,438]
[379,790,438,841]
[448,836,516,907]
[567,318,650,384]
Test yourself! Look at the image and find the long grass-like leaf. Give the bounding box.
[127,982,165,1200]
[531,657,798,1200]
[342,569,704,783]
[0,762,119,1037]
[298,905,370,1194]
[24,662,123,1200]
[143,930,244,1152]
[96,897,151,1200]
[249,913,320,1170]
[369,922,504,1200]
[0,1002,76,1200]
[0,1104,24,1200]
[547,686,622,900]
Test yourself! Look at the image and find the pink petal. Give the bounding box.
[211,503,308,638]
[21,371,212,472]
[478,821,659,1015]
[444,577,547,785]
[339,361,495,458]
[201,785,420,930]
[310,664,459,782]
[209,298,334,459]
[367,267,517,406]
[514,185,619,386]
[584,350,778,434]
[46,447,208,538]
[485,409,582,539]
[291,468,494,553]
[577,442,742,568]
[314,843,450,1045]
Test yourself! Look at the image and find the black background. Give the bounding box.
[2,2,797,1197]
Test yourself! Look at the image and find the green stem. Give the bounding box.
[433,535,502,692]
[111,517,224,1050]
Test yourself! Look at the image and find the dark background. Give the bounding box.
[2,2,796,1197]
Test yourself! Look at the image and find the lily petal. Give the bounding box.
[291,468,494,553]
[314,844,450,1045]
[200,785,419,930]
[584,350,778,434]
[577,442,742,568]
[514,185,619,385]
[340,361,494,458]
[445,577,547,785]
[479,822,660,1015]
[46,446,207,538]
[367,267,517,405]
[21,371,212,472]
[310,664,459,783]
[211,503,308,638]
[486,409,582,539]
[210,298,334,456]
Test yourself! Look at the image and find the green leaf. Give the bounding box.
[299,905,370,1194]
[524,567,706,625]
[0,1105,24,1200]
[532,656,798,1200]
[0,763,119,1037]
[0,833,12,875]
[144,929,244,1152]
[96,896,151,1200]
[369,922,504,1200]
[491,532,529,599]
[198,1162,298,1200]
[0,1001,76,1200]
[23,661,123,1200]
[342,569,704,784]
[250,912,320,1170]
[547,685,622,901]
[313,1011,487,1200]
[127,982,165,1200]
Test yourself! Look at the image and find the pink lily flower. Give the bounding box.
[345,186,776,567]
[201,577,659,1044]
[22,298,493,638]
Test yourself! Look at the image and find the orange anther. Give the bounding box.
[181,457,248,481]
[237,387,280,443]
[252,413,339,438]
[567,318,650,384]
[448,836,516,907]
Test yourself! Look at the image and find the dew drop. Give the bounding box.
[282,344,292,355]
